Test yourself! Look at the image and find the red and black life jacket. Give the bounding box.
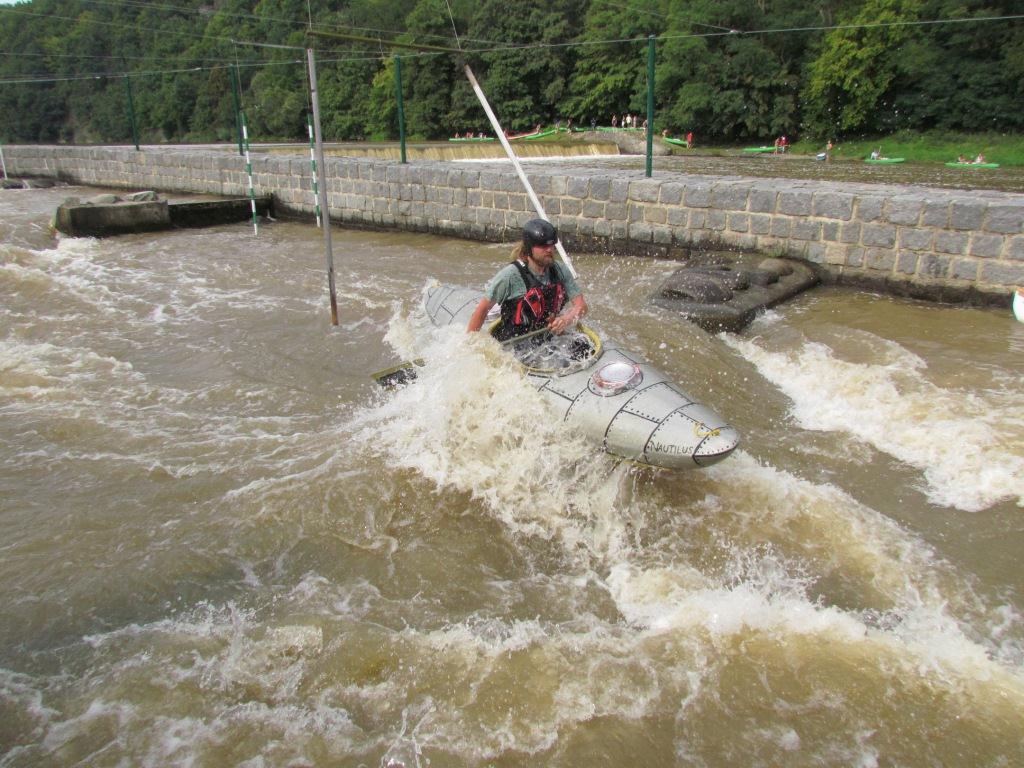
[495,260,566,341]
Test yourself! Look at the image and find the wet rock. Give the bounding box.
[84,193,121,205]
[759,257,794,276]
[690,265,751,290]
[745,268,780,286]
[123,190,160,202]
[652,253,820,332]
[660,272,734,303]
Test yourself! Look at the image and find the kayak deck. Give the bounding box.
[423,284,740,469]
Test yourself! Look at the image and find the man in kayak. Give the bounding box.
[466,218,588,340]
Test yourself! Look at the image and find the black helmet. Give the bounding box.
[522,218,558,250]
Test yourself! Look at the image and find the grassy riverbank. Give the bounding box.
[789,132,1024,166]
[553,129,1023,168]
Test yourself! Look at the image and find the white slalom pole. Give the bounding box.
[0,141,7,180]
[463,64,577,279]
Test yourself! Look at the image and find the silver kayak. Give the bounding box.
[425,284,740,469]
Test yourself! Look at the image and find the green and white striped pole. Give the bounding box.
[306,114,321,228]
[645,35,655,178]
[240,112,259,236]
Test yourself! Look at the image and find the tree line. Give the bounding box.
[1,0,1022,145]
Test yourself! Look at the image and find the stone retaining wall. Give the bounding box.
[6,144,1023,303]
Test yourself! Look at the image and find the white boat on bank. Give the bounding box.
[424,284,740,469]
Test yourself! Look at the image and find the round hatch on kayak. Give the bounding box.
[506,326,602,375]
[590,361,642,396]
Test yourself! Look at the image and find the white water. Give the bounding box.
[722,311,1024,512]
[2,187,1022,766]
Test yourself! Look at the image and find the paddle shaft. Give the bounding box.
[463,64,578,280]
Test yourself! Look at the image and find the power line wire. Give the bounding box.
[741,13,1024,37]
[588,0,736,33]
[74,0,509,48]
[0,48,261,65]
[1,8,1020,84]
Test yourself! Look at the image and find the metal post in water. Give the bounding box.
[240,112,259,237]
[306,114,321,228]
[306,48,339,326]
[645,35,655,178]
[463,64,577,279]
[0,142,7,180]
[394,55,407,164]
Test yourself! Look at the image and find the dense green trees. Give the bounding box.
[1,0,1021,144]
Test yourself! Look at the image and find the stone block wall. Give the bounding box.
[6,144,1023,302]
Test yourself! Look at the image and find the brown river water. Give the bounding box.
[1,184,1023,766]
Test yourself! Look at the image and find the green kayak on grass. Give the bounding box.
[945,162,1000,169]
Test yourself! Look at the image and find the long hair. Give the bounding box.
[511,242,529,263]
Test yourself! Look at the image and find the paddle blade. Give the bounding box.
[371,359,423,388]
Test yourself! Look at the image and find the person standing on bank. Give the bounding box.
[466,219,588,340]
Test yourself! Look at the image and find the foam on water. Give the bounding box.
[16,599,396,765]
[722,328,1024,512]
[357,314,633,559]
[350,312,1024,707]
[3,193,1022,765]
[10,565,1020,766]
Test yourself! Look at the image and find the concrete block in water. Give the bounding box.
[168,196,273,228]
[53,193,273,237]
[54,197,170,236]
[651,253,819,333]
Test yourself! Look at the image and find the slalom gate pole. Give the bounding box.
[463,64,578,279]
[306,47,339,326]
[229,65,244,156]
[0,142,7,180]
[645,35,655,178]
[394,55,407,164]
[240,112,259,236]
[306,114,321,228]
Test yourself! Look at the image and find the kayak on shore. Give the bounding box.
[519,128,558,141]
[945,161,1000,169]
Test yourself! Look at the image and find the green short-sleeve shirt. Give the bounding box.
[485,261,582,305]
